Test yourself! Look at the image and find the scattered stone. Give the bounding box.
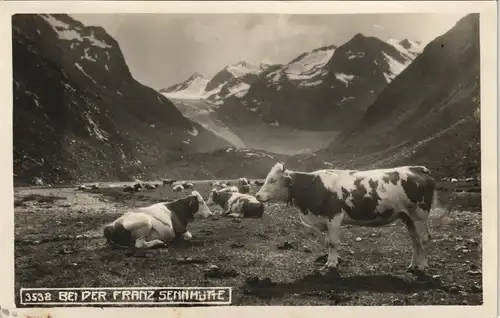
[302,246,312,253]
[204,266,239,279]
[448,285,460,294]
[277,241,294,250]
[176,257,207,264]
[59,247,74,254]
[470,284,482,293]
[432,274,441,279]
[245,276,259,285]
[314,254,328,265]
[230,243,245,249]
[355,237,362,242]
[466,270,482,275]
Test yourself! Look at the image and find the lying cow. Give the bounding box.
[220,186,239,193]
[173,184,184,192]
[206,188,264,218]
[162,179,176,187]
[253,180,264,186]
[237,178,251,194]
[255,162,440,274]
[32,177,44,186]
[103,191,212,249]
[183,182,195,189]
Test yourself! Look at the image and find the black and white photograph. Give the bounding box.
[2,0,497,316]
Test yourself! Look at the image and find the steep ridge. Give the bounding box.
[239,36,423,130]
[13,14,231,185]
[159,72,209,100]
[292,13,480,179]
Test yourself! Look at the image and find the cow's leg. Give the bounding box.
[127,217,168,249]
[412,208,432,271]
[135,238,166,248]
[323,213,344,272]
[399,211,430,272]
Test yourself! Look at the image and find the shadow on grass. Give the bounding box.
[243,271,444,299]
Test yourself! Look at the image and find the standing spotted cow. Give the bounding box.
[255,162,442,275]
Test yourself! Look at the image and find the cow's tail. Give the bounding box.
[431,183,452,225]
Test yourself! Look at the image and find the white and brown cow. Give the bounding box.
[255,162,441,274]
[103,191,212,249]
[237,178,251,194]
[206,188,264,219]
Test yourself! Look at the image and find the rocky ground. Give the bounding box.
[14,180,482,306]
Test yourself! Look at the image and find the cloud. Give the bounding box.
[71,13,466,89]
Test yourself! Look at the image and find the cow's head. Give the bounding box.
[206,188,219,206]
[191,191,212,217]
[255,162,291,203]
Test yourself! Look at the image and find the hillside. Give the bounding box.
[237,36,423,130]
[12,14,232,185]
[290,13,480,179]
[155,147,290,180]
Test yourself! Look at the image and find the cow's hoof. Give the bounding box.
[320,265,341,278]
[406,265,418,273]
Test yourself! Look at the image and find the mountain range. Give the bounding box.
[13,13,480,184]
[160,36,424,131]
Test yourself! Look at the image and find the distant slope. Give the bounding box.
[290,13,480,179]
[161,147,290,180]
[237,36,423,130]
[13,14,231,185]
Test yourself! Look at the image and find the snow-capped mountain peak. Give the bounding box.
[225,61,268,78]
[160,72,209,100]
[187,72,204,81]
[386,37,425,58]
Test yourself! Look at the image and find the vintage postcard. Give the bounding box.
[0,1,497,318]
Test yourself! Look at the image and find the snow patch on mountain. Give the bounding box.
[226,61,268,78]
[382,52,409,83]
[335,73,356,86]
[285,46,335,81]
[40,14,112,49]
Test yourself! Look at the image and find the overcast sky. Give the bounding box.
[71,13,466,89]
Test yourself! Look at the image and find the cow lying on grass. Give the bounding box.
[255,162,443,275]
[237,178,251,194]
[103,191,212,249]
[206,188,264,219]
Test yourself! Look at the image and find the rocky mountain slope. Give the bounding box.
[13,14,232,185]
[238,35,423,130]
[290,13,480,179]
